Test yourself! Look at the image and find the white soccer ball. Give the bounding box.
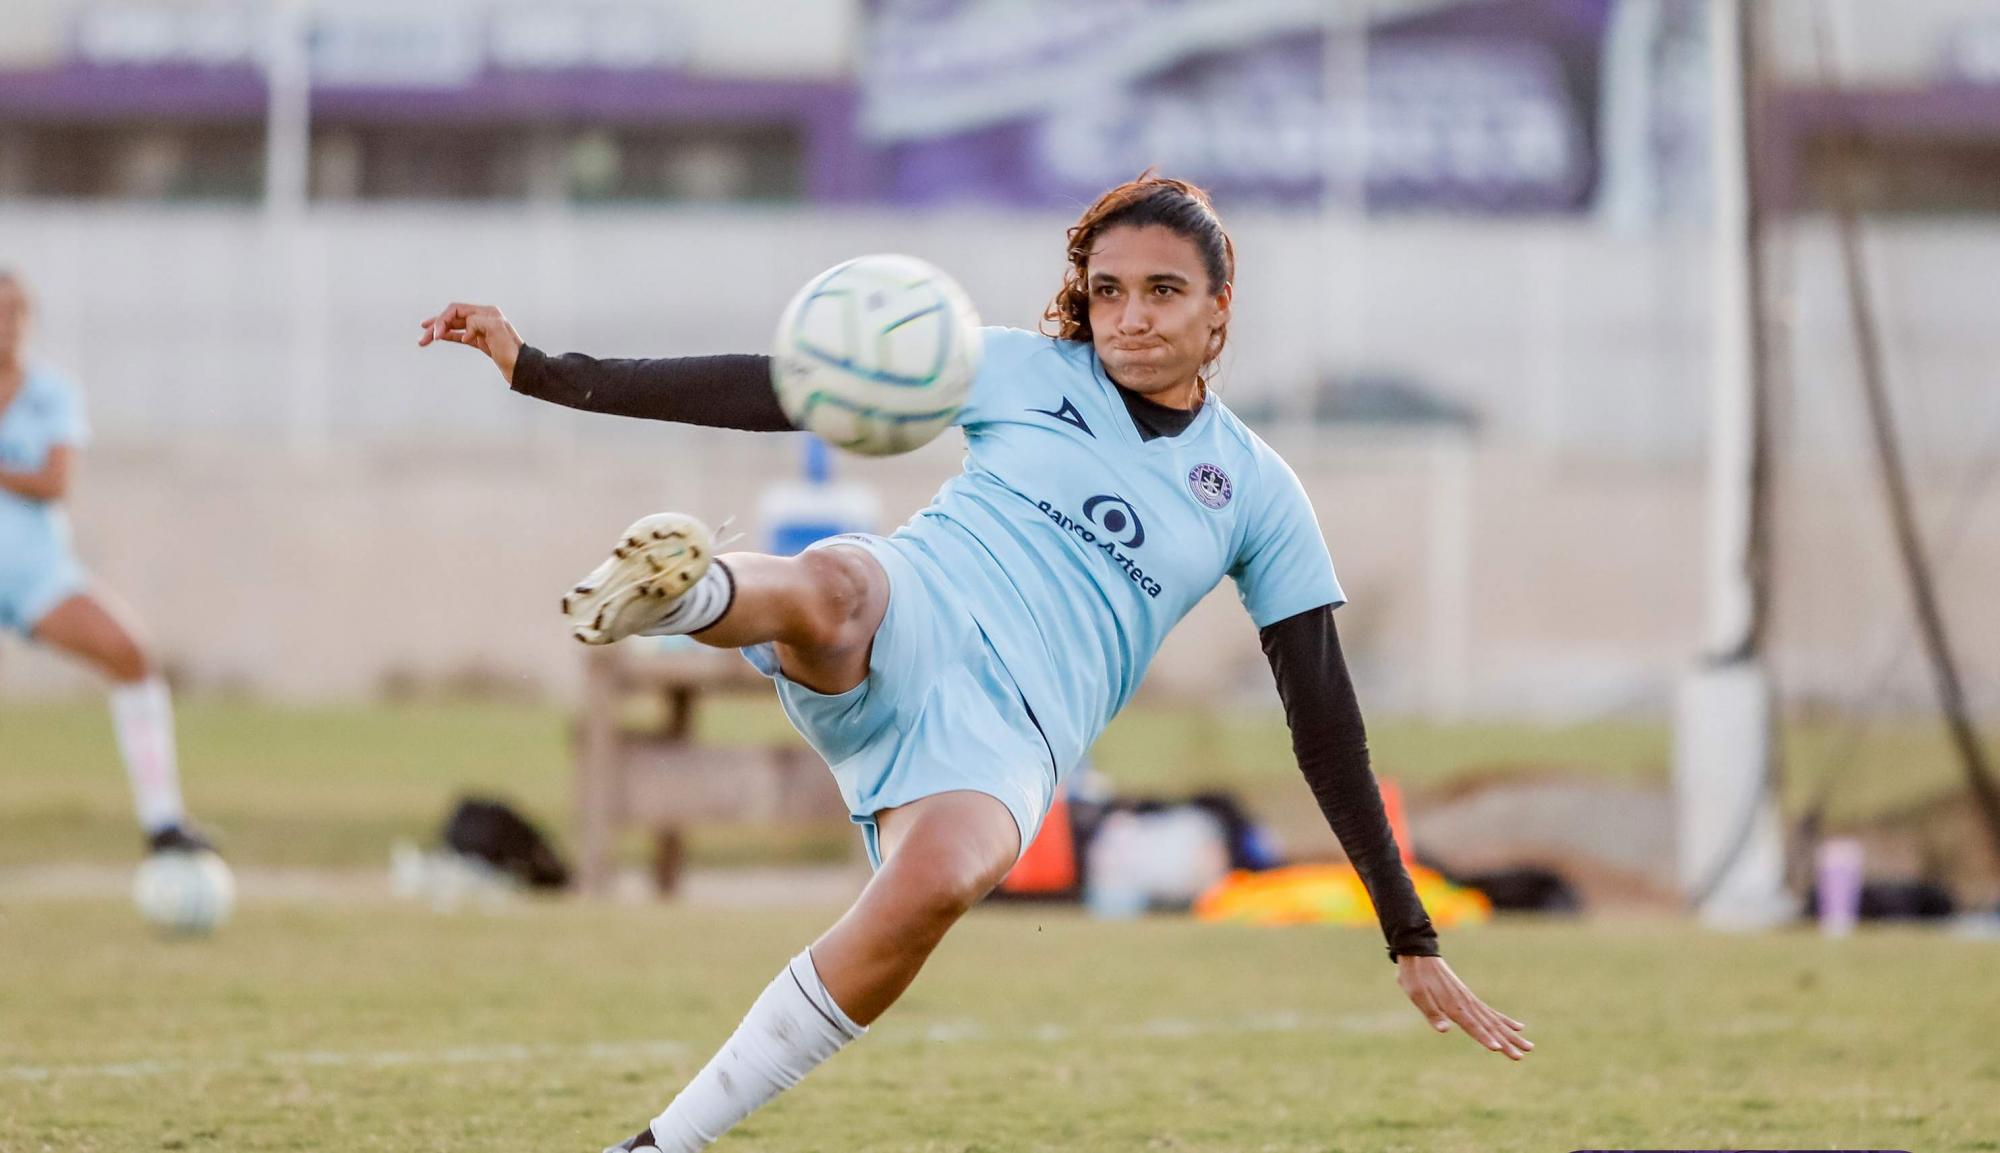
[133,850,235,936]
[771,254,983,456]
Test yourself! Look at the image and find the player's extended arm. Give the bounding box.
[418,301,793,432]
[511,347,792,432]
[0,444,71,502]
[1259,606,1437,959]
[1259,606,1533,1060]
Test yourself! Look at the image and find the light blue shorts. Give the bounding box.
[742,533,1058,869]
[0,549,86,637]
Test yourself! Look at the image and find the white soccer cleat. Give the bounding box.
[562,512,714,645]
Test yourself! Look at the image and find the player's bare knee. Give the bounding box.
[906,872,983,929]
[107,640,150,684]
[921,847,1012,923]
[103,639,150,683]
[795,547,880,650]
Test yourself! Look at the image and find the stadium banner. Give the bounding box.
[859,0,1609,210]
[0,1,846,92]
[0,0,857,172]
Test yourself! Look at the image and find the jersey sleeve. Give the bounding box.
[42,370,91,449]
[1228,445,1345,628]
[953,326,1052,429]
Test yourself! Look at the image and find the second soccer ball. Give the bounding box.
[133,849,236,937]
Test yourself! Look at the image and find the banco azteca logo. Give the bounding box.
[1080,494,1146,548]
[1031,491,1163,600]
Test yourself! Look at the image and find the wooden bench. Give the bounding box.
[571,642,850,895]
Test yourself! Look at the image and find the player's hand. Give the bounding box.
[418,302,525,383]
[1396,954,1533,1060]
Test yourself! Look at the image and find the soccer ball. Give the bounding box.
[771,254,983,456]
[133,850,235,936]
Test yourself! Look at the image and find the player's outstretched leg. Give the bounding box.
[604,790,1020,1153]
[31,591,210,854]
[563,512,885,694]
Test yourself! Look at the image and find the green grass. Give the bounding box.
[0,698,1986,869]
[1,898,1993,1151]
[1,700,573,869]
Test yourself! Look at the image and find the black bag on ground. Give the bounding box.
[1443,864,1583,913]
[442,796,571,890]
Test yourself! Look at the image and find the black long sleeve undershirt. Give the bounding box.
[1259,606,1441,961]
[510,346,793,432]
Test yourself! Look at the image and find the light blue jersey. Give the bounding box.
[0,362,90,634]
[887,327,1344,775]
[747,327,1342,858]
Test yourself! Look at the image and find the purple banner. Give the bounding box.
[862,0,1611,211]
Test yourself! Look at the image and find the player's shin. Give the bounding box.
[109,676,186,835]
[637,948,865,1152]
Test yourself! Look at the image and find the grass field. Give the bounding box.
[5,701,1997,1150]
[1,698,1982,870]
[3,897,1994,1152]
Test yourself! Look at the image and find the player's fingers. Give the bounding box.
[1439,988,1502,1052]
[1460,991,1526,1038]
[432,303,483,337]
[1489,1006,1531,1045]
[1471,1003,1526,1058]
[1407,986,1451,1033]
[1451,1004,1501,1051]
[1469,999,1532,1058]
[421,310,458,346]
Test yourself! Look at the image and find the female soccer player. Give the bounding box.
[421,176,1530,1152]
[0,271,209,857]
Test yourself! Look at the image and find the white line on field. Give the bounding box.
[2,1040,690,1084]
[904,1010,1413,1047]
[4,1011,1414,1084]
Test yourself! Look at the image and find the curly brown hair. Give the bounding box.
[1041,174,1235,378]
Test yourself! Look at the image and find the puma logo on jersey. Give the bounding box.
[1028,397,1094,438]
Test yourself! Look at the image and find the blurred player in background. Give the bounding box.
[423,176,1529,1153]
[0,270,210,858]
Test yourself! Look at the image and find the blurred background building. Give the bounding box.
[1,0,1994,724]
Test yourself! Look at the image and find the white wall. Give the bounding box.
[3,206,1720,453]
[1,206,1994,718]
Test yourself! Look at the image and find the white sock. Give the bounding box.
[638,558,735,637]
[110,676,186,834]
[647,948,865,1151]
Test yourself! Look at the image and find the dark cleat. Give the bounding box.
[146,823,216,855]
[603,1127,661,1153]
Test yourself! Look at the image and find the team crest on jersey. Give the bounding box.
[1188,463,1233,510]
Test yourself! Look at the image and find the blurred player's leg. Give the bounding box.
[564,513,885,694]
[618,790,1019,1153]
[31,591,198,847]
